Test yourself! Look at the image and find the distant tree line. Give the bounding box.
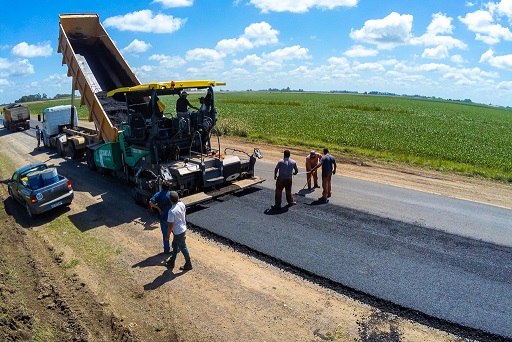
[248,88,477,105]
[14,93,71,104]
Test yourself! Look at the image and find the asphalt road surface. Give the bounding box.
[2,116,511,338]
[187,159,512,338]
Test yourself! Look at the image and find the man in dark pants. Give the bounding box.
[272,150,298,209]
[312,148,337,202]
[149,180,172,254]
[166,191,192,271]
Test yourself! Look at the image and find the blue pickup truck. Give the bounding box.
[7,162,74,218]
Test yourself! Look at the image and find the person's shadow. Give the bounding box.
[132,253,187,290]
[144,267,186,290]
[264,206,289,215]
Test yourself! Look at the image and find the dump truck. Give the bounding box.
[55,13,264,207]
[3,104,30,131]
[39,104,99,159]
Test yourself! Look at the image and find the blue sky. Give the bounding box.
[1,0,512,106]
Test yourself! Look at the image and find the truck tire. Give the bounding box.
[8,187,15,201]
[69,142,79,159]
[42,133,48,147]
[86,150,97,171]
[57,142,64,156]
[25,203,34,219]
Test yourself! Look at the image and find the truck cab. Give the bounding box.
[40,105,78,147]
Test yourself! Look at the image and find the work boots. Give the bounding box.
[166,258,175,269]
[179,261,193,271]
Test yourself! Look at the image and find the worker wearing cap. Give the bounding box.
[305,150,322,190]
[176,91,199,114]
[166,191,192,271]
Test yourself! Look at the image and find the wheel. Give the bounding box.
[57,142,64,156]
[86,150,97,171]
[69,142,78,159]
[42,132,48,147]
[8,187,15,201]
[25,203,34,219]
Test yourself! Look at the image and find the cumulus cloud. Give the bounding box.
[122,39,152,53]
[262,45,311,61]
[422,45,449,59]
[459,9,512,44]
[487,0,512,19]
[149,54,187,68]
[451,54,466,64]
[249,0,359,13]
[103,10,186,33]
[186,48,225,61]
[0,57,34,77]
[496,80,512,90]
[151,0,193,8]
[11,42,52,57]
[479,49,512,70]
[352,62,385,72]
[344,45,379,58]
[216,22,278,54]
[349,12,413,50]
[232,54,264,66]
[410,13,467,62]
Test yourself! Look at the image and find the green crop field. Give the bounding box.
[210,92,511,182]
[10,92,511,182]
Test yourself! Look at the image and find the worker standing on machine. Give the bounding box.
[149,180,173,254]
[176,91,199,114]
[305,150,322,190]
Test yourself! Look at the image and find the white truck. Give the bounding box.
[40,105,100,159]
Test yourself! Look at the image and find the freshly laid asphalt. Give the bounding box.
[187,162,512,338]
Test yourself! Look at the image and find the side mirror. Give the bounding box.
[253,148,263,159]
[38,114,41,122]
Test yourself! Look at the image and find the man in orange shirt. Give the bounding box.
[305,150,322,190]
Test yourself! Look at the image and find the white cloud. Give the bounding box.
[149,54,186,68]
[479,49,512,70]
[249,0,359,13]
[411,13,467,57]
[216,37,253,54]
[496,80,512,90]
[151,0,193,8]
[344,45,379,57]
[215,22,278,54]
[451,54,466,64]
[11,42,52,57]
[186,48,225,61]
[349,12,413,50]
[353,62,385,72]
[328,56,350,67]
[233,54,264,66]
[262,45,311,61]
[488,0,512,19]
[459,10,512,44]
[122,39,152,53]
[0,58,34,77]
[422,45,449,59]
[243,22,279,46]
[103,10,186,34]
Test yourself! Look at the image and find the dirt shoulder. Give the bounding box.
[1,131,508,341]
